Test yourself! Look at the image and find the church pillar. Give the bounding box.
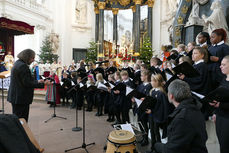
[135,0,141,52]
[98,1,106,60]
[94,7,99,43]
[132,6,136,52]
[147,0,154,42]
[112,8,119,47]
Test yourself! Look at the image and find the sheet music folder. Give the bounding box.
[173,62,200,78]
[202,86,229,103]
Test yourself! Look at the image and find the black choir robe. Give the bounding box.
[184,61,211,95]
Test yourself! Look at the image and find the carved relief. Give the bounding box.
[181,5,188,14]
[177,16,184,25]
[118,0,131,6]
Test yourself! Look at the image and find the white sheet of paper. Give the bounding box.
[79,83,84,88]
[126,86,134,96]
[87,83,91,88]
[71,81,75,86]
[41,76,45,80]
[98,82,108,90]
[109,83,115,89]
[121,124,135,134]
[104,80,107,83]
[191,91,205,99]
[60,82,63,86]
[134,98,143,107]
[166,73,172,80]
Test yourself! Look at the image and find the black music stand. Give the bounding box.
[45,83,67,123]
[65,97,95,152]
[72,103,82,132]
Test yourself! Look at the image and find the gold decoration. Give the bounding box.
[135,0,142,5]
[186,0,191,2]
[175,39,181,47]
[147,0,154,7]
[94,7,99,14]
[131,5,136,12]
[175,27,181,36]
[98,2,106,10]
[98,53,104,58]
[177,16,183,24]
[181,5,188,14]
[118,0,131,6]
[112,8,119,15]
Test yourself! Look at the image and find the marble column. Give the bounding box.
[112,8,119,47]
[98,1,106,60]
[94,7,99,43]
[132,6,136,52]
[147,0,154,42]
[135,0,141,52]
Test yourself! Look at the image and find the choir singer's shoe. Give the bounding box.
[106,118,111,122]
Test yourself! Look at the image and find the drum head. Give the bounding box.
[108,130,136,144]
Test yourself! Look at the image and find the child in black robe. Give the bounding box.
[132,70,152,146]
[60,72,71,106]
[146,74,173,152]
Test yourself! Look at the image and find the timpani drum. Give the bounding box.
[106,130,138,153]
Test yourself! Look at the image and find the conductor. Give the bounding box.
[7,49,49,122]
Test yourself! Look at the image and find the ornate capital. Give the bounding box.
[94,7,99,14]
[135,0,142,5]
[98,2,106,10]
[147,0,154,7]
[131,6,136,12]
[112,8,119,15]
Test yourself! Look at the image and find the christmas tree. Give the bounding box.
[139,37,154,64]
[39,35,58,63]
[85,41,97,63]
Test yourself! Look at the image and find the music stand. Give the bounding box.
[45,83,67,123]
[0,71,10,114]
[65,97,95,153]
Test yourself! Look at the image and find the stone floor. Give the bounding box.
[3,101,151,153]
[3,99,220,153]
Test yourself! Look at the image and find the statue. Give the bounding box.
[162,0,178,22]
[202,1,229,36]
[75,0,87,24]
[4,51,14,71]
[186,0,205,26]
[49,31,59,53]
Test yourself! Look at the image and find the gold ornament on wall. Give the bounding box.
[147,0,154,7]
[175,39,181,47]
[94,7,99,14]
[98,2,106,10]
[112,8,119,15]
[131,5,136,12]
[175,27,181,36]
[186,0,191,2]
[177,16,184,24]
[118,0,131,6]
[181,5,188,14]
[134,0,142,5]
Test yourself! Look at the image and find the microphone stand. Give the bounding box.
[65,95,95,152]
[45,80,67,123]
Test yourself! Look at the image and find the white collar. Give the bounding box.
[143,82,149,86]
[179,51,186,55]
[123,79,129,83]
[194,59,204,65]
[213,40,224,46]
[200,42,207,47]
[153,88,160,91]
[116,79,120,83]
[135,69,140,73]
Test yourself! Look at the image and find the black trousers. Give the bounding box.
[216,114,229,153]
[11,104,30,122]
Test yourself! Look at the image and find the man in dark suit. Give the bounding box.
[7,49,49,122]
[151,80,208,153]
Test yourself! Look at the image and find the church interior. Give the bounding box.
[1,0,229,153]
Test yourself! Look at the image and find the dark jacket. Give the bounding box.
[7,60,44,105]
[155,97,208,153]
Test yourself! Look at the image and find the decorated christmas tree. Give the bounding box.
[85,41,97,63]
[139,37,153,64]
[39,35,58,63]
